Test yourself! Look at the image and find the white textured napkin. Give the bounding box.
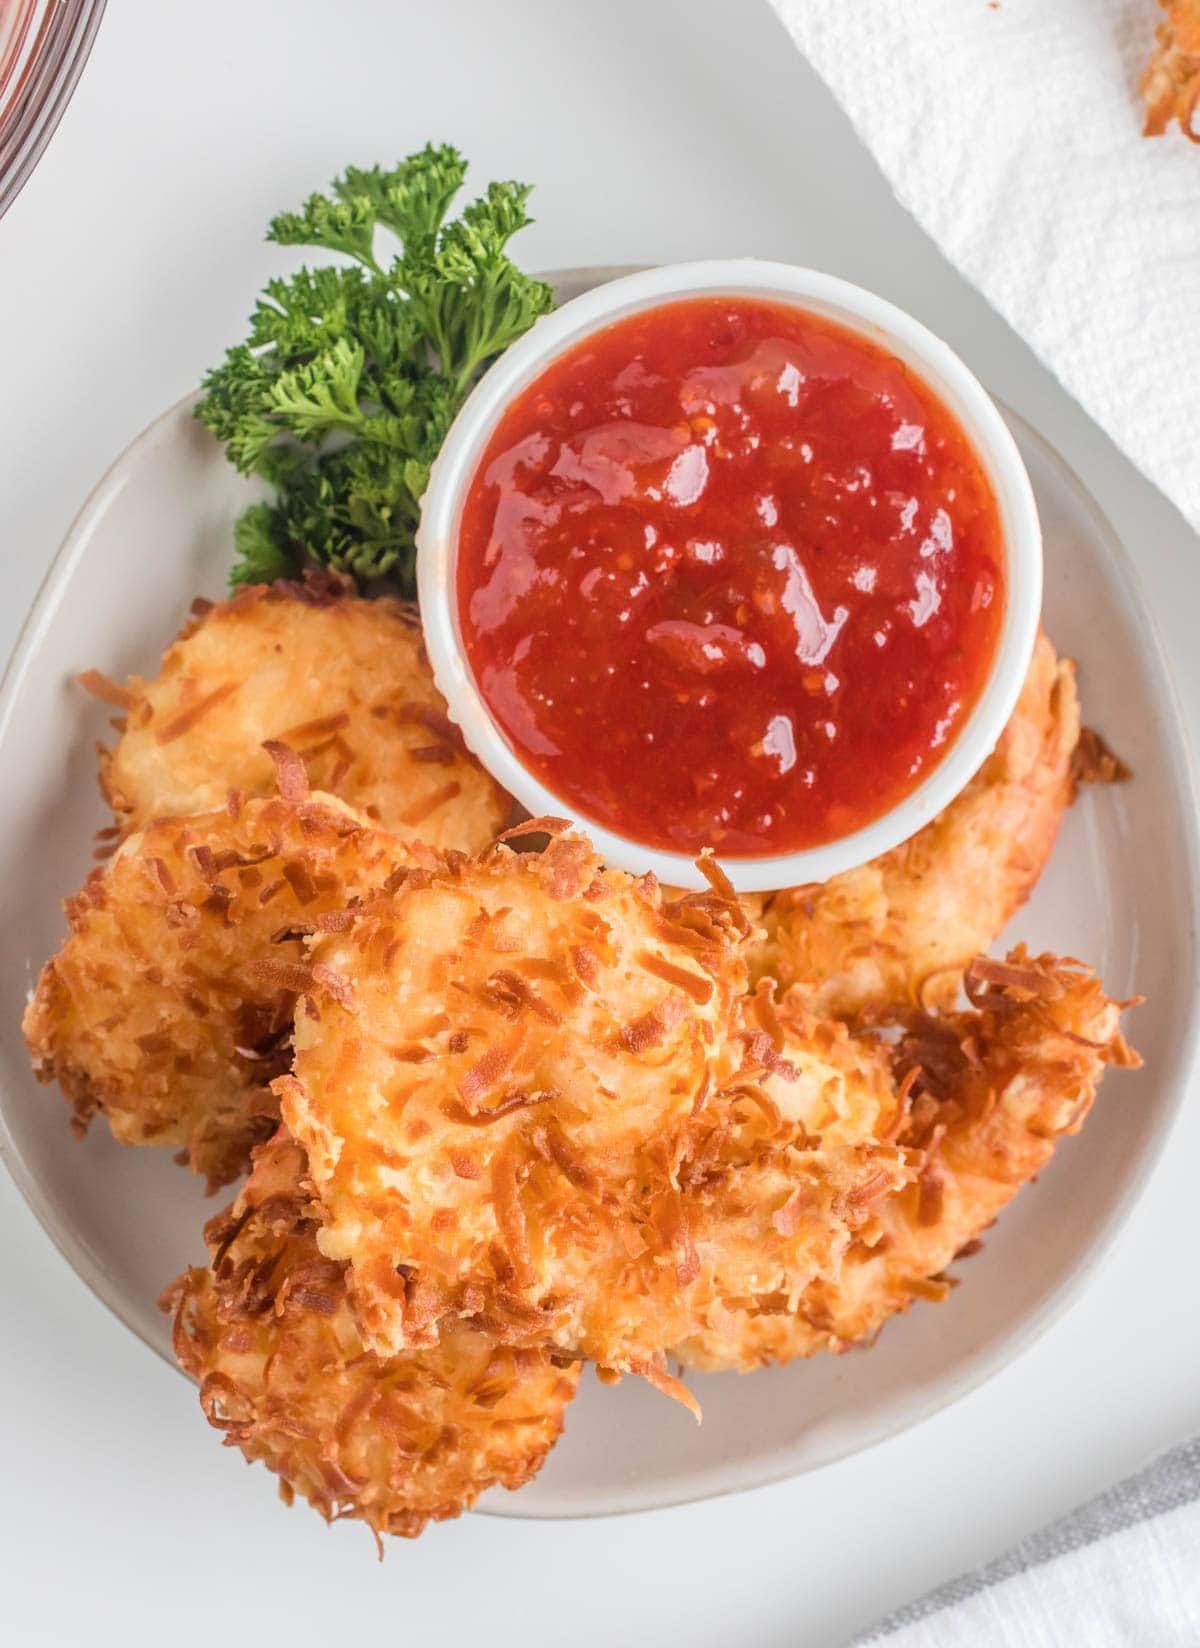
[852,1437,1200,1645]
[767,0,1200,535]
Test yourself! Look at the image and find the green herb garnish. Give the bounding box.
[197,143,553,594]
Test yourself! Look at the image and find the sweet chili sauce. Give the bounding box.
[456,297,1004,858]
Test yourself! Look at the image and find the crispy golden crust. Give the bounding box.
[23,792,410,1190]
[751,635,1080,1019]
[1142,0,1200,141]
[166,1130,579,1543]
[665,989,918,1374]
[678,949,1137,1370]
[96,583,510,852]
[279,830,756,1372]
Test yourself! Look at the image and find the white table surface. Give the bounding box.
[2,3,1198,1643]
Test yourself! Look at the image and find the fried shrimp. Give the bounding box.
[94,579,510,852]
[23,789,409,1190]
[166,1129,579,1543]
[678,949,1136,1371]
[1142,0,1200,141]
[278,828,754,1376]
[665,990,918,1375]
[751,635,1080,1019]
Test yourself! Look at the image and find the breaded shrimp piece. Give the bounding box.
[94,580,509,852]
[667,991,918,1375]
[678,948,1137,1371]
[23,788,409,1190]
[526,995,920,1403]
[165,1130,579,1544]
[815,949,1138,1348]
[278,829,754,1377]
[1142,0,1200,141]
[751,635,1079,1019]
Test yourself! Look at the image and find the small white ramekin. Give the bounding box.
[417,260,1042,893]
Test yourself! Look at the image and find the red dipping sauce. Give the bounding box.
[457,297,1004,858]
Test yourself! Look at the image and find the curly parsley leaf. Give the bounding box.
[402,182,552,391]
[335,143,467,260]
[196,144,552,593]
[268,193,382,271]
[230,503,293,587]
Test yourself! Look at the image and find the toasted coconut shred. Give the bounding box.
[263,739,311,803]
[77,668,135,709]
[1071,726,1133,787]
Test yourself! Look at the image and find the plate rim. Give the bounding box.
[1,265,1198,1522]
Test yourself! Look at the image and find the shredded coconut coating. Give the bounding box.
[166,1129,578,1544]
[1142,0,1200,140]
[97,582,510,852]
[23,792,410,1190]
[279,830,756,1372]
[751,635,1080,1019]
[664,988,918,1374]
[678,948,1137,1370]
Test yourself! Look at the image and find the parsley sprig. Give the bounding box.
[197,144,553,593]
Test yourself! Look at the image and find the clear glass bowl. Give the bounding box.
[0,0,105,221]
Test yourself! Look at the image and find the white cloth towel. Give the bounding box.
[851,1437,1200,1644]
[767,0,1200,535]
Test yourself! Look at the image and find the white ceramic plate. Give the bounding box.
[1,269,1196,1521]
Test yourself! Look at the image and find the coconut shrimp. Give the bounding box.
[277,828,754,1386]
[24,787,409,1189]
[91,578,510,852]
[678,948,1137,1370]
[166,1129,579,1543]
[750,635,1080,1020]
